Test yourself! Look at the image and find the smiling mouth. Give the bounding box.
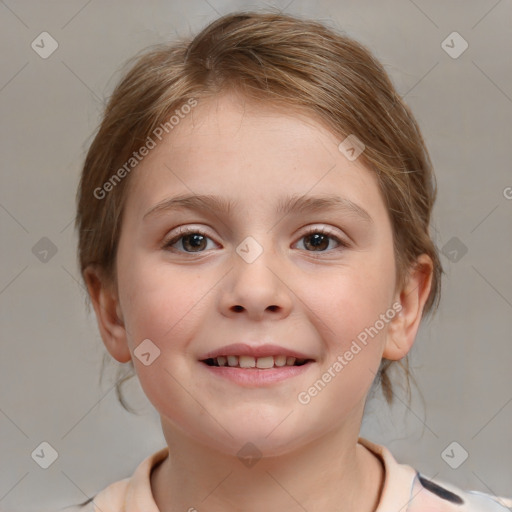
[201,355,314,369]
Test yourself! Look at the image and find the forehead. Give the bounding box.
[123,93,385,222]
[160,93,340,162]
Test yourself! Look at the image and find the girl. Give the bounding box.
[69,11,511,512]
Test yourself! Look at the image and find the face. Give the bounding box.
[111,93,403,456]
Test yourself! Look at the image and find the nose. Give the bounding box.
[220,243,293,322]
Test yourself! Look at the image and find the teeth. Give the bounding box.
[227,355,238,367]
[239,356,256,368]
[256,356,274,369]
[211,355,308,368]
[274,355,287,367]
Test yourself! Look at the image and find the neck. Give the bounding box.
[150,426,385,512]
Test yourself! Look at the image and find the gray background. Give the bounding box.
[1,0,511,510]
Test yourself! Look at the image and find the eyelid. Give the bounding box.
[297,225,350,248]
[300,224,340,236]
[162,225,220,250]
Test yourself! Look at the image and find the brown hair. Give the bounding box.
[75,10,443,413]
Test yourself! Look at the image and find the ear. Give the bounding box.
[383,254,434,360]
[83,265,132,363]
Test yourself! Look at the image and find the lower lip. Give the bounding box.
[199,361,314,386]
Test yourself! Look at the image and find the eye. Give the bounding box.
[295,227,348,252]
[162,227,219,253]
[162,226,349,254]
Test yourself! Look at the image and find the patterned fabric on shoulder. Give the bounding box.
[406,471,512,511]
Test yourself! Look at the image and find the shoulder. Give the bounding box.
[358,437,511,512]
[407,471,512,511]
[55,498,94,512]
[57,479,129,512]
[56,447,168,511]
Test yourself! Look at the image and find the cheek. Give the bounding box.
[117,251,199,346]
[306,279,394,411]
[116,260,208,415]
[307,247,396,363]
[117,258,229,370]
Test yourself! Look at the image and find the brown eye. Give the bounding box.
[163,229,217,253]
[296,228,347,252]
[303,232,331,251]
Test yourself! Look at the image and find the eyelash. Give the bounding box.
[162,226,349,254]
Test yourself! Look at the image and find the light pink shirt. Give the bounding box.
[63,437,512,511]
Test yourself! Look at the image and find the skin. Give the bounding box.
[85,91,433,512]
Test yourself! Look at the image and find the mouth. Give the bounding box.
[197,344,316,385]
[200,355,314,369]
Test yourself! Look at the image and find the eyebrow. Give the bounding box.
[143,193,373,224]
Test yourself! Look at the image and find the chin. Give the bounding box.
[209,422,313,459]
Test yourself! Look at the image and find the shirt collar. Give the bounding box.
[115,437,417,511]
[357,437,418,511]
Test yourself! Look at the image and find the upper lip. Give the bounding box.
[199,343,315,361]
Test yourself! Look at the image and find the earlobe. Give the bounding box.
[383,254,434,361]
[83,265,132,363]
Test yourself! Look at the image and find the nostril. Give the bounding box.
[232,305,244,312]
